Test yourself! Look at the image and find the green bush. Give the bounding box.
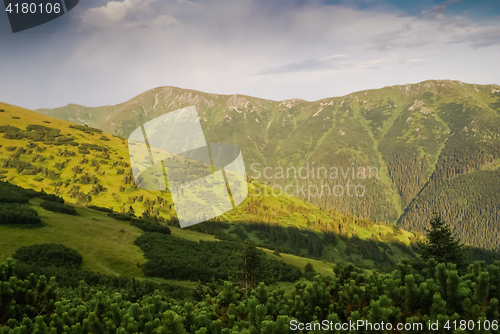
[0,181,64,204]
[131,219,171,234]
[1,259,500,333]
[69,124,102,134]
[40,200,77,215]
[78,147,90,154]
[37,192,64,204]
[5,146,17,151]
[13,243,82,268]
[0,188,29,204]
[0,203,41,225]
[0,181,39,199]
[0,126,19,133]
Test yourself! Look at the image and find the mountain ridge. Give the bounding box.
[34,80,500,250]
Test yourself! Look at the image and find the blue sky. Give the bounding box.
[0,0,499,109]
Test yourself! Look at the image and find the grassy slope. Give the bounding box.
[0,102,330,225]
[0,102,420,282]
[0,199,145,277]
[0,199,336,278]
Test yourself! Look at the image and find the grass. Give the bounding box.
[260,248,334,276]
[0,197,337,280]
[170,226,217,242]
[0,199,145,277]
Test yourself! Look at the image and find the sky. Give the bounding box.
[0,0,499,109]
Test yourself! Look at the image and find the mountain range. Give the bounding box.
[36,80,500,251]
[0,101,420,270]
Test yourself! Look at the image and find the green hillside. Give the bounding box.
[36,80,500,251]
[1,91,499,334]
[0,182,341,282]
[0,102,419,272]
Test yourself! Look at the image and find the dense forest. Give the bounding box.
[398,140,500,248]
[134,233,301,285]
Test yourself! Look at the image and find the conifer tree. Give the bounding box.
[418,214,467,270]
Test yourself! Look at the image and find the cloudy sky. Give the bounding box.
[0,0,499,109]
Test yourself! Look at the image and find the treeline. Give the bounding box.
[1,258,499,333]
[130,219,171,235]
[134,233,302,285]
[0,203,41,225]
[40,200,77,215]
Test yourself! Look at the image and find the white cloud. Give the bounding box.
[151,14,179,27]
[258,53,430,74]
[80,0,177,29]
